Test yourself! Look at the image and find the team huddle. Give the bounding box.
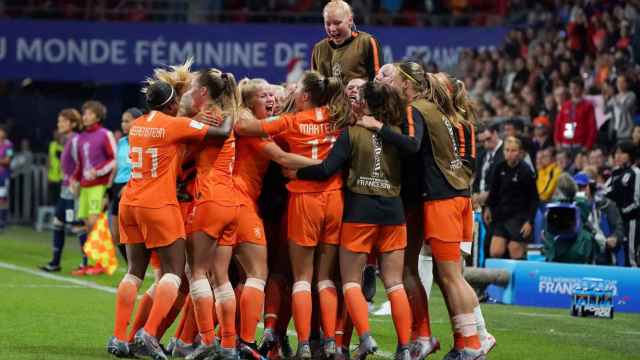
[103,1,495,360]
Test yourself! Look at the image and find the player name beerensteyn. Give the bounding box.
[130,126,166,138]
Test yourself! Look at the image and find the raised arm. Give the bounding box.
[262,141,320,170]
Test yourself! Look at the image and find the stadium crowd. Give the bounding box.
[0,1,636,360]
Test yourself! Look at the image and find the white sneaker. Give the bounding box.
[410,336,440,359]
[480,333,496,355]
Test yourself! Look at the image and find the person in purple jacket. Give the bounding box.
[40,109,84,272]
[0,126,13,231]
[70,101,117,276]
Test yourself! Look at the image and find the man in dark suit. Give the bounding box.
[473,123,504,208]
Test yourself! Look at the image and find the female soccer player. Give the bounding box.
[312,0,382,84]
[288,81,418,360]
[235,71,351,359]
[110,107,143,262]
[108,80,230,360]
[40,109,83,272]
[233,78,320,357]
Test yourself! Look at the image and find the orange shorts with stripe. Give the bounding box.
[235,203,266,246]
[288,190,343,247]
[190,201,239,246]
[340,222,406,254]
[119,204,186,249]
[423,197,473,262]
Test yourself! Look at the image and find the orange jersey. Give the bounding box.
[121,111,209,208]
[194,131,237,206]
[261,106,343,193]
[233,135,272,206]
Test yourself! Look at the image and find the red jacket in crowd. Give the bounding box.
[554,98,597,150]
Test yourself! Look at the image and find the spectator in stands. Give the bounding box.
[605,141,640,267]
[47,131,64,205]
[575,172,626,266]
[71,101,116,276]
[531,115,553,158]
[536,147,561,203]
[485,136,539,260]
[10,139,33,174]
[472,123,503,208]
[632,124,640,148]
[109,107,142,263]
[0,126,13,231]
[556,148,573,174]
[588,147,606,170]
[612,75,637,142]
[554,77,597,153]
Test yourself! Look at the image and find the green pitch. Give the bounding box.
[1,226,639,359]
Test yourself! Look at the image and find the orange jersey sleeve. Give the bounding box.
[261,113,295,138]
[121,111,209,208]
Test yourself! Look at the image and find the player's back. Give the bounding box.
[233,135,272,206]
[194,130,237,207]
[265,106,343,193]
[121,111,208,208]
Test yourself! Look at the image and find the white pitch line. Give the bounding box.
[0,261,117,294]
[0,260,395,357]
[0,284,85,289]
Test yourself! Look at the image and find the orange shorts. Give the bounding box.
[149,251,161,270]
[288,190,343,247]
[119,204,186,249]
[423,197,473,262]
[235,204,266,246]
[180,201,195,234]
[340,222,406,254]
[190,201,239,246]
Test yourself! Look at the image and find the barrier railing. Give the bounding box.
[9,153,49,224]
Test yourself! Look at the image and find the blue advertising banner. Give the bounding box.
[486,259,640,313]
[0,20,508,83]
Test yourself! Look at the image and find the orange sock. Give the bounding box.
[292,281,312,342]
[144,274,182,337]
[454,332,464,350]
[318,280,338,339]
[174,298,191,339]
[407,282,432,338]
[342,283,370,336]
[240,278,266,343]
[179,301,199,344]
[127,285,155,342]
[215,283,237,349]
[264,275,284,330]
[113,274,142,341]
[387,285,412,347]
[158,290,187,339]
[191,279,216,345]
[453,313,480,350]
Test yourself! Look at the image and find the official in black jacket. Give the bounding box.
[605,141,640,267]
[484,136,540,260]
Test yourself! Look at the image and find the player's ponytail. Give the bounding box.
[424,72,456,120]
[362,81,405,127]
[451,77,478,125]
[197,68,240,123]
[300,71,351,128]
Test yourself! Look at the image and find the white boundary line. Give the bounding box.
[0,261,117,294]
[0,260,396,357]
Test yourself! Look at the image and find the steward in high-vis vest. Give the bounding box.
[292,81,420,354]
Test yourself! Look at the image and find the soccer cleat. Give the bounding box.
[279,335,293,359]
[133,328,167,360]
[410,336,440,359]
[480,333,496,355]
[172,338,198,358]
[353,333,378,360]
[71,265,90,276]
[335,346,351,360]
[458,348,485,360]
[85,263,106,275]
[442,349,461,360]
[258,328,277,355]
[324,337,337,358]
[394,346,411,360]
[166,337,177,355]
[185,340,218,360]
[39,264,61,272]
[295,341,312,359]
[239,341,267,360]
[218,347,240,360]
[106,336,130,358]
